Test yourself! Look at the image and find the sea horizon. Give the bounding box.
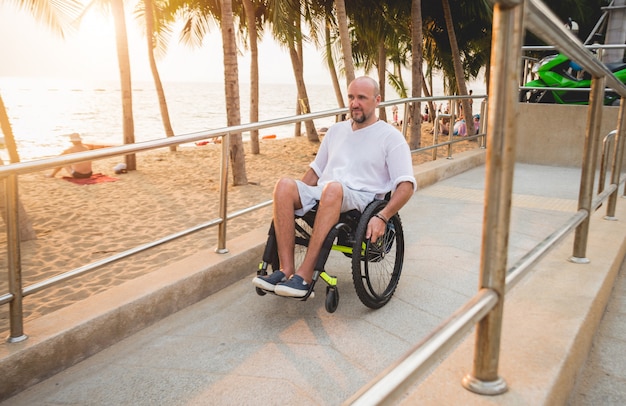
[0,75,486,162]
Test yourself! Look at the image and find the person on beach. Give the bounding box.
[391,105,399,125]
[46,133,93,179]
[453,117,467,137]
[252,76,416,298]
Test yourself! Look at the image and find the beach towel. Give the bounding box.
[62,173,119,185]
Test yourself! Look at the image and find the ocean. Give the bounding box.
[0,76,485,163]
[0,77,345,162]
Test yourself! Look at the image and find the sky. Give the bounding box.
[0,4,333,85]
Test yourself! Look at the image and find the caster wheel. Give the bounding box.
[325,286,339,313]
[256,287,267,296]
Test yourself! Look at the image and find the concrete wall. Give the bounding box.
[516,103,620,167]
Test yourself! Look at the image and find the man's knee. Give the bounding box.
[274,178,302,209]
[320,182,343,204]
[274,177,297,196]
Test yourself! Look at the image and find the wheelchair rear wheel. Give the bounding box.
[351,200,404,309]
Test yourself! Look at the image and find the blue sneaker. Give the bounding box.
[274,275,314,298]
[252,270,286,292]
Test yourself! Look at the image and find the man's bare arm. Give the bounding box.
[366,181,415,242]
[301,168,319,186]
[377,181,415,220]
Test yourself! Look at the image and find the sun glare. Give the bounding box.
[76,13,116,44]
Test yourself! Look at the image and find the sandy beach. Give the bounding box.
[0,122,478,333]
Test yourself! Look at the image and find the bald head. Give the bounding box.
[350,76,380,97]
[347,76,382,128]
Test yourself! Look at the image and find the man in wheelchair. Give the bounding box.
[252,76,416,299]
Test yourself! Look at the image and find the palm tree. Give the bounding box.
[421,1,491,97]
[81,0,138,169]
[2,0,81,163]
[108,0,137,170]
[139,0,177,152]
[335,0,355,87]
[268,0,319,142]
[1,0,81,241]
[350,0,413,122]
[323,19,345,110]
[242,0,262,154]
[221,0,248,185]
[441,0,473,135]
[409,0,423,149]
[169,0,249,184]
[0,95,36,240]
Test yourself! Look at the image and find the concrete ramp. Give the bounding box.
[3,149,626,405]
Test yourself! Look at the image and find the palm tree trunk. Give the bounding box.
[0,96,35,241]
[441,0,474,135]
[0,164,37,241]
[409,0,424,149]
[243,0,260,154]
[144,0,176,152]
[335,0,355,87]
[325,21,345,118]
[221,0,247,186]
[421,71,436,122]
[377,41,387,122]
[111,0,136,170]
[0,94,20,163]
[288,43,319,142]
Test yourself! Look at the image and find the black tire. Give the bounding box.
[351,200,404,309]
[325,286,339,313]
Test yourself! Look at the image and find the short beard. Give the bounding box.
[352,110,368,123]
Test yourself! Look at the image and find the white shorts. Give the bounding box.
[294,180,377,216]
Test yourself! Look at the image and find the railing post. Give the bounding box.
[607,99,626,218]
[446,98,456,159]
[5,174,27,343]
[401,102,410,138]
[461,0,524,395]
[479,99,488,148]
[432,116,440,161]
[569,76,605,263]
[216,133,231,254]
[597,131,616,195]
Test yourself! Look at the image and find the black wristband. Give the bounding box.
[375,213,388,223]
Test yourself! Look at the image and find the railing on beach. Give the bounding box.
[345,0,626,404]
[3,0,624,402]
[0,94,486,342]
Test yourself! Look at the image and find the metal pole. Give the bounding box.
[606,99,626,218]
[432,117,440,161]
[480,99,488,149]
[570,77,605,263]
[216,132,231,254]
[5,174,27,343]
[446,98,455,159]
[462,0,524,395]
[401,102,410,138]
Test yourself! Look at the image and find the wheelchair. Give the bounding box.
[255,198,405,313]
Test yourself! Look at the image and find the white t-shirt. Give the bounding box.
[310,120,416,198]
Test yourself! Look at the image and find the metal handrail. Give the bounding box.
[599,131,618,195]
[347,289,499,405]
[345,0,626,402]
